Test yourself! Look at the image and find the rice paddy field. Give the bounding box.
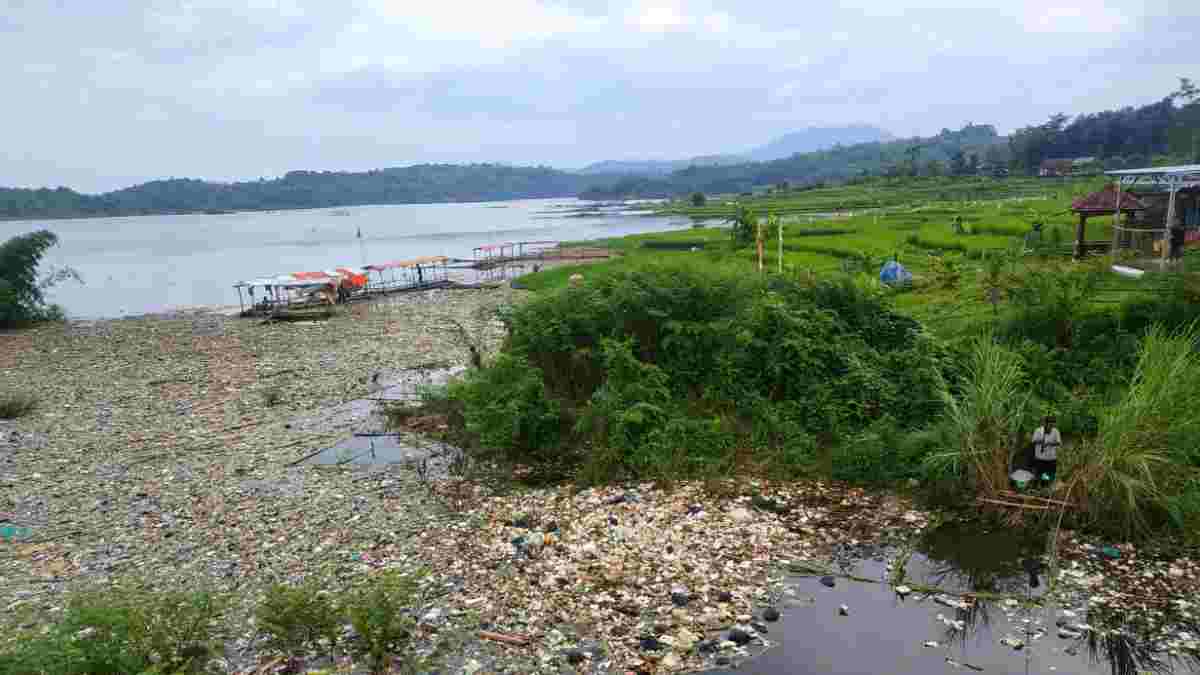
[521,175,1175,336]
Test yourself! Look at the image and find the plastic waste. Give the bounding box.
[0,526,32,542]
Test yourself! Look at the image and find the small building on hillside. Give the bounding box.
[1040,157,1099,177]
[1039,159,1075,177]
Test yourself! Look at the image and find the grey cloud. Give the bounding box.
[2,0,1200,191]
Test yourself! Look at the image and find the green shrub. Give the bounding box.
[448,353,563,463]
[342,570,426,675]
[255,582,342,662]
[0,392,37,419]
[832,418,933,482]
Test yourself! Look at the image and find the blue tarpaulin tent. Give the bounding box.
[880,260,912,286]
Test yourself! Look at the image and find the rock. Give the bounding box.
[736,614,753,623]
[671,608,691,624]
[716,590,733,602]
[838,604,849,616]
[728,627,753,646]
[564,649,586,664]
[662,653,681,669]
[1170,566,1186,578]
[729,507,753,523]
[820,576,836,588]
[606,493,626,505]
[640,636,662,651]
[762,607,781,622]
[670,586,690,607]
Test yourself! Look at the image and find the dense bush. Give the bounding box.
[450,262,950,481]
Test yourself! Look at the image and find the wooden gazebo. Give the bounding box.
[1070,183,1145,259]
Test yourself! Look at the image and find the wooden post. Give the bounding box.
[778,220,784,274]
[1074,214,1087,260]
[1111,180,1123,254]
[1164,183,1179,265]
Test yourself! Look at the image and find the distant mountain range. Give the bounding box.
[578,125,893,176]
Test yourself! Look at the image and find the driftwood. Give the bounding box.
[998,490,1074,507]
[977,497,1054,511]
[479,630,530,646]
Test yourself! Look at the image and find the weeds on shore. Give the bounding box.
[0,570,440,675]
[0,582,226,675]
[0,392,37,419]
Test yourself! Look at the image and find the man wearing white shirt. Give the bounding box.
[1032,415,1061,486]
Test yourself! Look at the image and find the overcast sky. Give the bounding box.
[3,0,1197,192]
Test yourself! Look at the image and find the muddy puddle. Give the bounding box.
[712,522,1194,675]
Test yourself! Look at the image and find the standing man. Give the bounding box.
[1032,415,1061,487]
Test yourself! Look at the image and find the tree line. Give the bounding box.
[1008,78,1200,172]
[0,164,616,220]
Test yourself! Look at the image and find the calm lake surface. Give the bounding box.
[0,199,689,319]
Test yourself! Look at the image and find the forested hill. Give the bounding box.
[0,164,618,220]
[582,79,1200,199]
[581,124,1007,199]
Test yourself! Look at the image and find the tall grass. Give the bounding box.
[1066,325,1200,537]
[0,393,37,419]
[926,334,1032,497]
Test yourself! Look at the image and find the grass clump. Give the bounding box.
[255,581,342,665]
[924,334,1031,497]
[0,392,37,419]
[261,385,284,407]
[1066,325,1200,539]
[343,570,428,675]
[0,583,226,675]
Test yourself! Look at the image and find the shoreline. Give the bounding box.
[3,284,1198,673]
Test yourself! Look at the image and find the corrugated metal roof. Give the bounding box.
[363,256,449,271]
[1071,184,1147,213]
[1105,165,1200,176]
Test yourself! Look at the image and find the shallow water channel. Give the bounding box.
[713,522,1190,675]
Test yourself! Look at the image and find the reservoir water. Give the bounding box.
[0,199,689,319]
